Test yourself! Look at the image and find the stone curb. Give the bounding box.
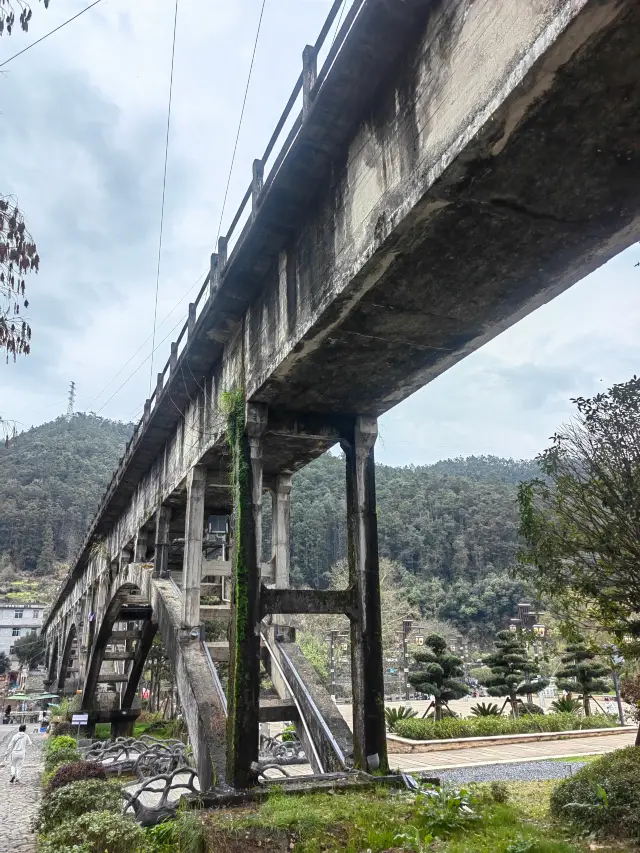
[387,726,637,754]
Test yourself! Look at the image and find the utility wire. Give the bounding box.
[149,0,180,393]
[0,0,106,68]
[215,0,267,246]
[83,269,207,414]
[331,0,348,44]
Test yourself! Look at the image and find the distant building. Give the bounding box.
[0,601,46,664]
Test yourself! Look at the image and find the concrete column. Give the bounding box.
[154,506,172,579]
[134,530,148,563]
[182,465,207,628]
[271,474,292,589]
[341,416,388,773]
[226,402,267,788]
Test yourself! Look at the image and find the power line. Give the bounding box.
[149,0,180,393]
[0,0,106,68]
[215,0,267,246]
[83,268,207,414]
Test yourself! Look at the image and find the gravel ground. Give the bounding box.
[434,759,588,785]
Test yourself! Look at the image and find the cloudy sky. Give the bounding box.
[0,0,638,467]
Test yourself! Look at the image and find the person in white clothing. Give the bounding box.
[4,724,32,783]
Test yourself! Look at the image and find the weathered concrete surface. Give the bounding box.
[264,629,353,774]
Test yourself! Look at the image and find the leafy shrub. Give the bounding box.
[550,746,640,839]
[490,781,510,803]
[426,706,458,719]
[37,811,149,853]
[413,784,479,838]
[44,746,82,774]
[35,780,123,833]
[385,705,418,731]
[47,760,107,793]
[516,702,545,716]
[393,712,615,740]
[44,734,77,755]
[281,724,297,743]
[550,696,582,714]
[145,811,205,853]
[470,702,500,717]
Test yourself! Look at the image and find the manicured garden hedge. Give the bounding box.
[392,712,616,740]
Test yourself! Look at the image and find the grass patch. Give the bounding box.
[201,781,626,853]
[394,713,616,741]
[549,755,600,764]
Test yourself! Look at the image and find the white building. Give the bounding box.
[0,601,45,663]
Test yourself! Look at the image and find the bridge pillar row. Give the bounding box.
[182,465,207,628]
[341,416,388,774]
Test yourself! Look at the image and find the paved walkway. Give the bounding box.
[388,729,637,773]
[262,729,636,780]
[0,726,45,853]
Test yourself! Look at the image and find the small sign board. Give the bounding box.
[71,713,89,726]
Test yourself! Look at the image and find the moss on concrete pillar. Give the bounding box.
[224,392,266,788]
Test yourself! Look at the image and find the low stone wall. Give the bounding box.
[387,726,636,754]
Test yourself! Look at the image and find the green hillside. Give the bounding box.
[0,414,132,572]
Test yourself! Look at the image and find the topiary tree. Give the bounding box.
[556,642,610,716]
[482,630,548,718]
[408,633,469,721]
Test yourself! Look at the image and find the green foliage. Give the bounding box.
[0,414,132,572]
[555,642,610,715]
[412,784,479,838]
[393,712,614,740]
[37,810,149,853]
[385,704,418,731]
[281,724,297,743]
[471,701,500,716]
[46,761,107,793]
[408,633,469,719]
[482,631,548,716]
[145,810,205,853]
[278,453,538,640]
[44,734,77,755]
[298,632,329,681]
[517,702,545,716]
[34,780,123,833]
[12,630,46,665]
[550,696,583,714]
[518,376,640,639]
[0,651,9,674]
[550,746,640,839]
[44,745,82,775]
[490,781,510,804]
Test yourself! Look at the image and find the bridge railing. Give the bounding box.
[55,0,368,607]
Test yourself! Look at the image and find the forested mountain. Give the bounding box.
[287,453,540,641]
[0,414,539,640]
[0,414,132,571]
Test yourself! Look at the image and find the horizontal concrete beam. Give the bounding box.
[103,651,136,661]
[96,673,129,683]
[258,698,299,723]
[110,630,142,641]
[206,642,230,663]
[261,587,353,618]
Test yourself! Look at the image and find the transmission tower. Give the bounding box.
[66,381,76,420]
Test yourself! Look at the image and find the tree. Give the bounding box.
[518,377,640,638]
[556,642,610,716]
[408,633,468,720]
[0,1,51,35]
[482,630,548,718]
[36,524,55,576]
[0,196,39,360]
[13,631,45,667]
[0,652,10,675]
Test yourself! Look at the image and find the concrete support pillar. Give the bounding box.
[341,416,388,773]
[271,473,292,589]
[154,506,172,579]
[226,402,267,788]
[182,465,207,628]
[134,530,148,563]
